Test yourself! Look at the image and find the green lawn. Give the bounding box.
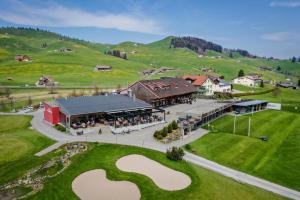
[0,115,54,184]
[1,28,299,88]
[29,143,284,200]
[187,110,300,191]
[241,87,300,113]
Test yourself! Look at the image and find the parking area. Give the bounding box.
[165,99,230,120]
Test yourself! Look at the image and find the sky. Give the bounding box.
[0,0,300,58]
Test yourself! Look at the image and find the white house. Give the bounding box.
[211,78,232,93]
[233,75,262,87]
[182,75,232,95]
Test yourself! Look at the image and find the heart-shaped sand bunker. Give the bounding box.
[116,154,191,191]
[72,169,140,200]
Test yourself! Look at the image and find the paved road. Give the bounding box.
[2,110,300,199]
[35,141,66,156]
[185,152,300,200]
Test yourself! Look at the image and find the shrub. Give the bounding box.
[185,144,191,150]
[167,124,173,133]
[166,147,185,161]
[154,131,158,138]
[156,134,163,140]
[54,124,66,132]
[162,127,168,137]
[171,120,178,130]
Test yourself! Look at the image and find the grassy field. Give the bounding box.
[186,110,300,191]
[0,115,54,185]
[241,87,300,113]
[29,143,284,200]
[0,28,299,88]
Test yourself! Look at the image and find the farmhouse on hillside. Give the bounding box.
[94,65,112,71]
[182,75,232,95]
[209,76,232,93]
[233,75,262,87]
[36,75,56,87]
[15,54,31,62]
[123,77,197,107]
[258,66,273,71]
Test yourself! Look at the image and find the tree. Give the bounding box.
[276,66,281,71]
[291,56,296,63]
[229,51,233,58]
[160,127,167,137]
[166,147,185,161]
[171,120,178,130]
[238,69,245,77]
[260,81,264,88]
[167,124,173,133]
[298,57,300,62]
[298,79,300,87]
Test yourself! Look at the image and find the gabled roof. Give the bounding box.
[182,75,209,86]
[55,94,152,116]
[136,77,197,99]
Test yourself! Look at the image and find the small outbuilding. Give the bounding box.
[36,75,56,87]
[233,100,268,114]
[15,55,31,62]
[94,65,112,72]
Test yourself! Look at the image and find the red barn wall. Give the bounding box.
[44,103,60,125]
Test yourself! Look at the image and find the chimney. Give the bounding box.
[127,89,133,97]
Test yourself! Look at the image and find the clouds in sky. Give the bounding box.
[270,1,300,8]
[0,0,163,35]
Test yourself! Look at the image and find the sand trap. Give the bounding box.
[116,154,191,191]
[72,169,140,200]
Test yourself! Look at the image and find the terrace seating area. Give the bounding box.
[70,113,164,130]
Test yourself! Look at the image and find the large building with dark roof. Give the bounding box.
[124,77,197,107]
[44,94,163,129]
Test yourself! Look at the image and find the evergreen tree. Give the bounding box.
[260,81,264,88]
[291,56,296,63]
[238,69,245,77]
[276,66,281,71]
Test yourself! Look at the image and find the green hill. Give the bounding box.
[0,27,299,87]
